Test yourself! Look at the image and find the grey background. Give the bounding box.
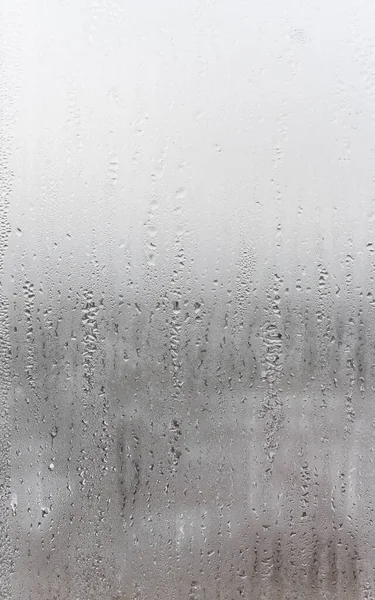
[1,0,375,598]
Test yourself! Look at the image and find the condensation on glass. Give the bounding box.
[1,1,375,599]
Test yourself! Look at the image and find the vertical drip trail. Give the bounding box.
[0,1,20,597]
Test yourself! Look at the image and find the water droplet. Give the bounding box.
[150,197,158,212]
[11,493,17,516]
[148,224,157,237]
[175,188,186,201]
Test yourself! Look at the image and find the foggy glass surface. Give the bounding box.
[1,1,375,598]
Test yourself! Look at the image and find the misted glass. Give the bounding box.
[1,1,375,598]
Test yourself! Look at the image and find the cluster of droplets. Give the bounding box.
[259,274,284,468]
